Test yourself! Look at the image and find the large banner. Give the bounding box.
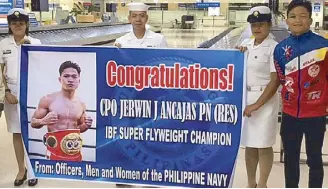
[20,45,245,187]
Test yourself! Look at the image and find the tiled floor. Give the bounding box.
[1,27,328,188]
[162,27,227,48]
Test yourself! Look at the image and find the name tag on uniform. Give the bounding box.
[3,50,11,54]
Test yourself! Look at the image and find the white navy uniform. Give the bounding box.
[240,6,279,148]
[114,2,168,48]
[0,35,41,133]
[115,29,168,48]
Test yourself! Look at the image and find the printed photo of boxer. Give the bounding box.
[31,61,93,162]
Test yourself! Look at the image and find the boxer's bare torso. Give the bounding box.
[47,92,84,132]
[31,91,91,133]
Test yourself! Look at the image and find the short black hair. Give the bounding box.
[59,61,81,75]
[287,0,312,18]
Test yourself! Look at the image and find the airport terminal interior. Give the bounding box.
[0,0,328,187]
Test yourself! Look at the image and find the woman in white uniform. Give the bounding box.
[236,6,280,188]
[0,8,41,186]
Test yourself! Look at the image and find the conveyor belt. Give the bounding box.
[29,24,132,45]
[0,22,161,45]
[205,26,290,49]
[0,22,128,34]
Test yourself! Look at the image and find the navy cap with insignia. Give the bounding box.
[127,2,150,12]
[7,8,29,22]
[247,6,272,23]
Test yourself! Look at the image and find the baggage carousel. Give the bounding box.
[0,22,162,45]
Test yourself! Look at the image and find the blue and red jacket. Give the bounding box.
[274,30,328,118]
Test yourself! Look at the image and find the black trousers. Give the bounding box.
[280,113,326,188]
[315,22,320,30]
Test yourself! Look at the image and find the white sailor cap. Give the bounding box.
[7,8,29,22]
[7,8,28,16]
[247,6,272,23]
[127,2,150,12]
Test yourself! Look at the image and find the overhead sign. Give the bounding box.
[0,0,13,14]
[16,0,24,8]
[196,2,220,8]
[313,3,320,12]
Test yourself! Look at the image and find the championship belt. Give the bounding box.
[43,129,83,162]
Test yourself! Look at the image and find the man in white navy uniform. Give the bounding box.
[0,8,41,187]
[114,2,167,188]
[114,2,168,48]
